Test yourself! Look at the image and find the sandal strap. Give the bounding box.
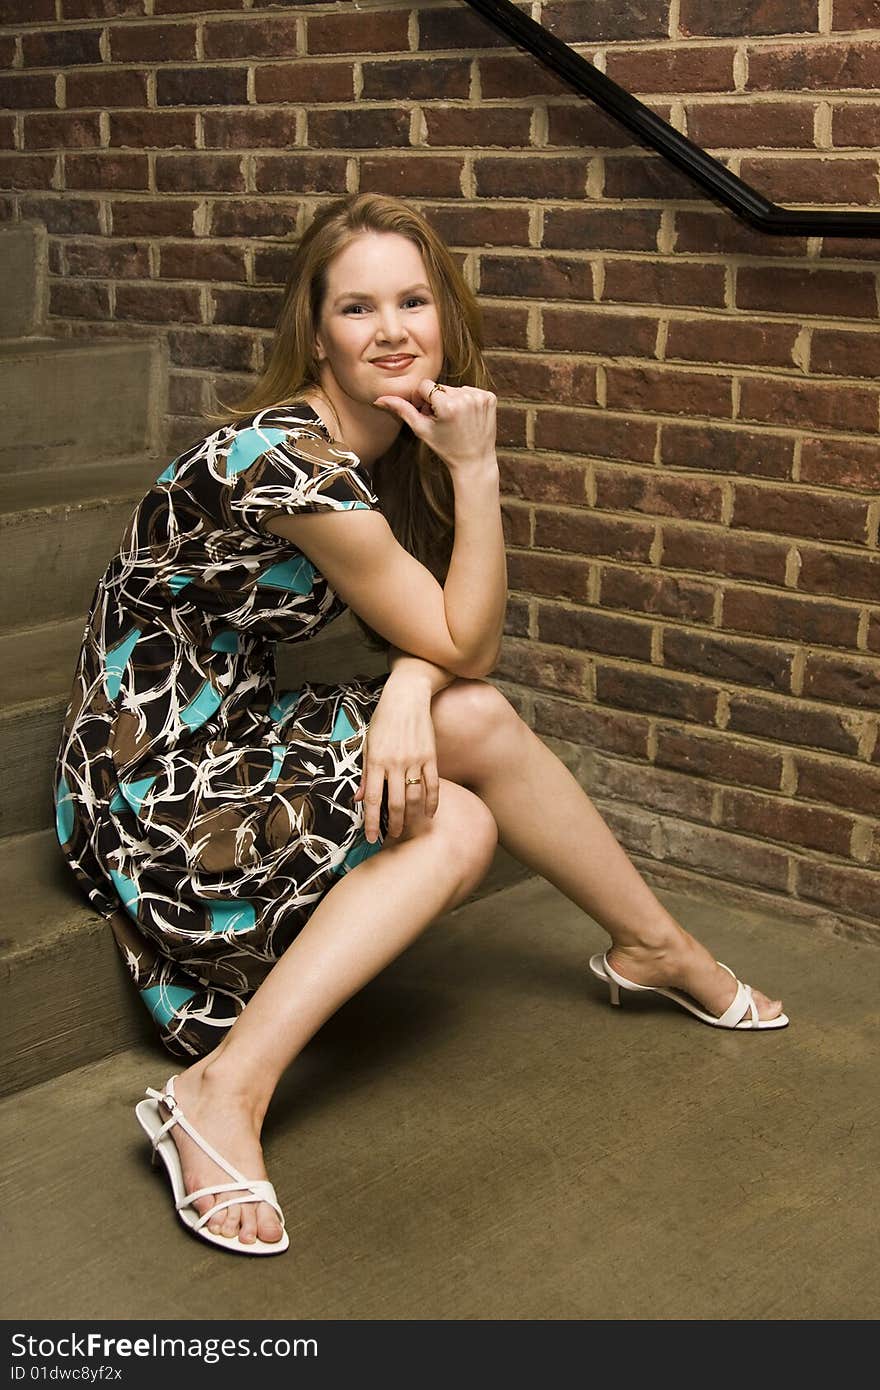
[192,1189,286,1233]
[716,977,750,1028]
[144,1076,248,1186]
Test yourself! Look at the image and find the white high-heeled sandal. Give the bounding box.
[135,1074,290,1255]
[589,952,789,1030]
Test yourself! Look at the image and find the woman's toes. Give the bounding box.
[258,1202,284,1243]
[221,1203,242,1238]
[238,1207,258,1245]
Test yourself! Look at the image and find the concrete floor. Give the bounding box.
[2,875,878,1320]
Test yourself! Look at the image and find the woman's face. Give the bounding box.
[314,231,444,408]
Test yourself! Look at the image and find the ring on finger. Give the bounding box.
[405,773,422,785]
[426,382,446,412]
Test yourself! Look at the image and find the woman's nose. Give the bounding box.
[376,312,407,344]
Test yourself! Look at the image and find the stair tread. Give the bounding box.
[0,616,84,710]
[0,828,100,961]
[0,454,162,518]
[0,336,157,360]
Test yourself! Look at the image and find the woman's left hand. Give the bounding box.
[354,676,440,842]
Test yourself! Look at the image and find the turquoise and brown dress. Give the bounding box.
[53,403,391,1059]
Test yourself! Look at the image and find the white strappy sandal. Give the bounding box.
[135,1074,290,1255]
[589,951,789,1030]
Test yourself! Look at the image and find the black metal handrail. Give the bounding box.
[462,0,880,238]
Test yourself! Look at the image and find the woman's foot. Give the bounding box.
[156,1063,284,1245]
[605,928,784,1024]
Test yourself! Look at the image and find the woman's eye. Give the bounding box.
[342,304,368,315]
[404,297,427,309]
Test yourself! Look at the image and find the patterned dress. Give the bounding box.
[53,403,392,1059]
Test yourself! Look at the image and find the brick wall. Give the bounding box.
[2,0,878,940]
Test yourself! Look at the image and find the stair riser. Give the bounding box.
[1,499,136,628]
[0,224,46,337]
[0,343,162,472]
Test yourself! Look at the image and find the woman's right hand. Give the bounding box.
[373,379,497,477]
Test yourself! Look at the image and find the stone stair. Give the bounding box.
[0,222,528,1100]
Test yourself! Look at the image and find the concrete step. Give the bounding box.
[0,610,387,837]
[0,336,164,471]
[0,222,46,338]
[0,825,530,1100]
[0,454,163,629]
[2,880,876,1319]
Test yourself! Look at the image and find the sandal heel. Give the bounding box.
[608,978,621,1007]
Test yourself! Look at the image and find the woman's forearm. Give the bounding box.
[386,646,460,697]
[443,460,507,675]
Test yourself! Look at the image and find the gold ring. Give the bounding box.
[427,382,446,405]
[405,775,421,785]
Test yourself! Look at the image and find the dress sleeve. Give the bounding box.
[229,428,381,539]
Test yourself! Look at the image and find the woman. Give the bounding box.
[54,193,787,1257]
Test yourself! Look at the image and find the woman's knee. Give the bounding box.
[391,777,498,889]
[432,677,520,741]
[431,678,525,787]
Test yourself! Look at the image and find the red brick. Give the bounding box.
[360,156,463,198]
[810,327,880,379]
[159,242,247,283]
[308,109,409,150]
[592,754,716,822]
[157,68,248,107]
[503,593,530,639]
[603,259,727,309]
[799,436,879,491]
[722,588,861,646]
[597,666,718,723]
[479,304,530,349]
[542,307,658,357]
[116,283,201,324]
[307,10,410,56]
[819,234,880,261]
[65,239,149,278]
[738,264,877,318]
[536,409,657,463]
[546,102,667,150]
[500,503,531,549]
[831,0,880,25]
[663,628,793,690]
[424,107,532,148]
[479,54,571,99]
[361,57,471,100]
[493,638,591,699]
[599,804,662,857]
[0,74,57,110]
[726,690,862,755]
[674,208,809,257]
[747,42,880,91]
[797,547,880,603]
[254,153,348,194]
[416,4,513,50]
[506,552,591,602]
[199,110,294,150]
[4,0,55,18]
[869,612,880,654]
[168,327,254,371]
[795,757,880,818]
[802,653,880,710]
[62,0,148,15]
[663,822,792,890]
[202,16,298,60]
[543,0,668,42]
[109,22,196,62]
[475,156,589,201]
[721,787,852,856]
[542,206,661,252]
[21,29,102,67]
[655,724,784,790]
[49,279,111,319]
[534,508,655,562]
[23,113,103,150]
[65,152,149,191]
[537,601,653,661]
[111,198,197,237]
[500,453,589,506]
[480,254,594,301]
[796,860,879,919]
[666,316,801,370]
[253,245,293,285]
[680,1,820,36]
[741,155,880,205]
[168,372,204,418]
[423,203,530,248]
[605,364,733,419]
[685,99,815,148]
[0,117,15,151]
[605,45,737,93]
[661,525,789,583]
[0,154,57,189]
[67,69,149,108]
[533,695,652,758]
[595,465,725,522]
[110,111,196,149]
[254,62,355,106]
[831,104,880,147]
[496,406,529,449]
[606,154,712,202]
[661,422,794,480]
[732,481,870,543]
[154,152,243,193]
[488,353,598,405]
[213,287,282,330]
[739,377,878,435]
[156,0,240,11]
[602,567,703,629]
[19,194,101,235]
[210,198,299,239]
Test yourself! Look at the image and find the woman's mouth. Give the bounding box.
[370,354,415,371]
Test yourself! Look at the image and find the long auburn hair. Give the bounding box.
[208,193,492,655]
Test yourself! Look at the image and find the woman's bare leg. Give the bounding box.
[430,679,784,1024]
[158,779,497,1246]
